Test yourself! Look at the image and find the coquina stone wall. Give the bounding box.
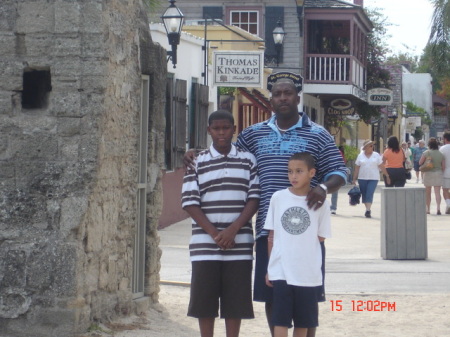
[0,0,166,336]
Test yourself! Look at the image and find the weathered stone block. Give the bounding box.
[0,61,23,92]
[81,57,108,77]
[79,135,99,163]
[0,33,16,57]
[80,74,108,92]
[26,242,56,290]
[80,1,103,34]
[59,137,80,160]
[24,34,54,57]
[81,33,107,58]
[54,0,81,34]
[0,132,9,156]
[0,0,17,31]
[16,2,55,34]
[57,116,81,137]
[0,93,13,115]
[0,249,27,289]
[0,186,48,228]
[52,35,82,56]
[60,196,88,236]
[51,56,82,79]
[50,90,82,117]
[10,134,58,160]
[0,288,32,319]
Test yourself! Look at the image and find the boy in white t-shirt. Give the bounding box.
[264,152,331,337]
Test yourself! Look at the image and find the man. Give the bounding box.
[235,73,347,337]
[439,131,450,214]
[185,73,347,337]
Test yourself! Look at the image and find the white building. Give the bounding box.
[402,72,433,117]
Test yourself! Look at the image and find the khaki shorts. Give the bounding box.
[423,170,443,187]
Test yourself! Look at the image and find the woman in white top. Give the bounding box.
[352,140,390,218]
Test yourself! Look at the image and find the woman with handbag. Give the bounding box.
[352,140,390,218]
[382,136,407,187]
[419,138,445,215]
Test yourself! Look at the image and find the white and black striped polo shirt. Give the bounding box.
[182,144,260,261]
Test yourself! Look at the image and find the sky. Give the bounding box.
[364,0,435,56]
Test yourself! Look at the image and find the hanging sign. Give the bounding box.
[212,51,264,88]
[367,88,393,105]
[327,98,356,116]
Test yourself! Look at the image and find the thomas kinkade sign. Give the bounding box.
[327,98,356,116]
[212,51,264,88]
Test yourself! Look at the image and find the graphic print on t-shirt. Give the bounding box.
[281,207,310,235]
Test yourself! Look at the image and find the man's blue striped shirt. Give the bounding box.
[236,113,347,239]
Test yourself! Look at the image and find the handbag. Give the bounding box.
[348,186,361,206]
[419,155,434,172]
[405,170,412,180]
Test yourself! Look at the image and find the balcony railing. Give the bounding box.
[305,54,366,89]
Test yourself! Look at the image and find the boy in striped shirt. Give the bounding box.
[181,110,260,337]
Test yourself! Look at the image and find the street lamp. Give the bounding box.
[161,0,184,68]
[272,20,286,67]
[388,108,398,123]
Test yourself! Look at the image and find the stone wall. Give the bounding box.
[0,0,166,336]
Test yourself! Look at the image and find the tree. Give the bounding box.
[385,52,420,73]
[428,0,450,73]
[354,7,391,124]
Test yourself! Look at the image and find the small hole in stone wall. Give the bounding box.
[22,68,52,109]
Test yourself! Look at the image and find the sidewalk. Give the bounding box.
[160,180,450,294]
[100,180,450,337]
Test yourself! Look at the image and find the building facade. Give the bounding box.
[0,1,166,335]
[167,0,372,146]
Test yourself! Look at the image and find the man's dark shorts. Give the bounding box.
[188,260,254,319]
[253,236,326,303]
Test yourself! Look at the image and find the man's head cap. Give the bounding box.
[267,72,303,93]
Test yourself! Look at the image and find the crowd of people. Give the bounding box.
[349,133,450,217]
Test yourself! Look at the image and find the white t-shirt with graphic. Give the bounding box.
[264,188,331,287]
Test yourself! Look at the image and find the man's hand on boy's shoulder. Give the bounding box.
[183,148,199,171]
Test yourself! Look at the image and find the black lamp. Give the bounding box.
[161,0,184,68]
[388,108,398,121]
[272,20,286,67]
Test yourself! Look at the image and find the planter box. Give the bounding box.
[381,187,427,260]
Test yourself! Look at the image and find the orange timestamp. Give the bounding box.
[330,300,397,312]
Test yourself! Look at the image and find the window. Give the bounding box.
[22,67,52,109]
[230,10,259,35]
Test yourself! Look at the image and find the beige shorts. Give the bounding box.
[423,170,443,187]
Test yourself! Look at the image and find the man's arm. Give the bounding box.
[215,198,259,249]
[307,174,345,210]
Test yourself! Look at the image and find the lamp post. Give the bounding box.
[161,0,184,68]
[272,20,286,67]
